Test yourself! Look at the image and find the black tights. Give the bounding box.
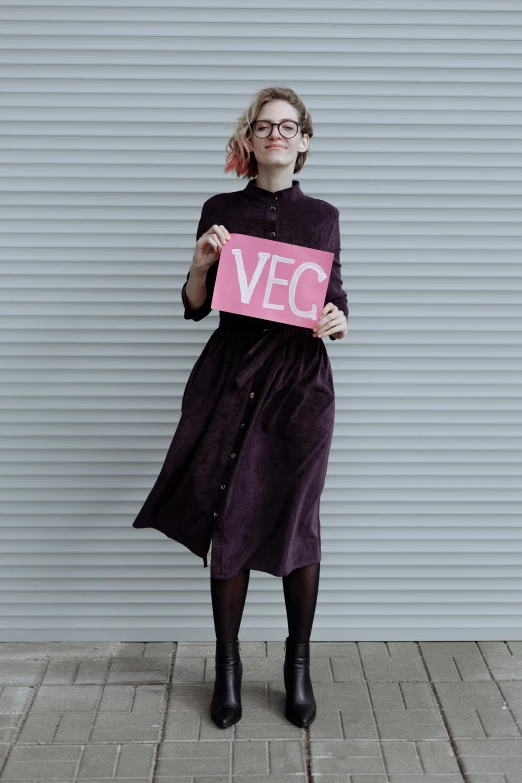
[210,563,320,645]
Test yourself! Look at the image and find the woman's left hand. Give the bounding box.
[312,303,347,340]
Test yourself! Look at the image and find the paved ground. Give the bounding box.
[0,640,521,782]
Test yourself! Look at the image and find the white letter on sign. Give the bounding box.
[232,249,271,303]
[289,263,327,320]
[263,254,295,311]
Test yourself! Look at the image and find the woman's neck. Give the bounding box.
[254,168,294,194]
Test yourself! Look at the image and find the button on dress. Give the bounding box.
[132,178,349,579]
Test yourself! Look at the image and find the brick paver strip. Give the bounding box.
[0,640,521,781]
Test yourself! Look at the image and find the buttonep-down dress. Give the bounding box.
[132,178,348,579]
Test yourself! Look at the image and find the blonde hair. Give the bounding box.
[224,86,313,179]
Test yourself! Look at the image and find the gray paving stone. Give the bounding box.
[0,743,9,768]
[171,656,206,682]
[309,641,360,658]
[340,709,378,741]
[231,777,309,783]
[74,658,112,686]
[155,739,229,777]
[382,739,460,774]
[163,709,200,741]
[0,640,520,783]
[311,738,384,774]
[267,640,360,659]
[480,656,522,680]
[132,683,166,712]
[112,643,147,659]
[455,738,522,774]
[330,654,366,681]
[0,662,46,687]
[308,681,372,711]
[90,711,163,743]
[143,642,173,658]
[176,641,266,657]
[75,743,118,777]
[443,705,520,738]
[374,708,448,740]
[97,683,166,713]
[158,739,229,759]
[0,743,81,780]
[478,641,522,658]
[40,661,78,687]
[106,656,169,685]
[358,642,428,681]
[232,738,269,774]
[166,682,215,712]
[96,684,135,713]
[420,642,493,681]
[496,680,522,721]
[0,713,23,745]
[235,710,303,740]
[434,681,508,710]
[53,712,97,744]
[0,642,144,660]
[113,742,156,778]
[18,712,75,743]
[40,658,112,687]
[29,685,102,713]
[307,708,346,739]
[0,687,33,714]
[151,779,214,783]
[468,776,520,783]
[369,681,437,711]
[268,739,306,774]
[383,778,463,783]
[235,722,303,740]
[265,641,289,658]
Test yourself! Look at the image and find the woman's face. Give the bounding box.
[250,99,309,171]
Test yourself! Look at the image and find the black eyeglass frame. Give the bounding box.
[249,120,302,139]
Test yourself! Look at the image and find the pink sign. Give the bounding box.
[211,233,334,329]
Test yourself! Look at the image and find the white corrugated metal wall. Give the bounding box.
[1,1,521,641]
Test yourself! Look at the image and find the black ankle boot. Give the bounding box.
[283,636,317,727]
[210,637,243,728]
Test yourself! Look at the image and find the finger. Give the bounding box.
[314,304,338,331]
[212,224,229,244]
[202,225,224,247]
[206,235,221,252]
[315,316,344,337]
[219,224,231,241]
[317,303,333,322]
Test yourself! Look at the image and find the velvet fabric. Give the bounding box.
[132,178,349,579]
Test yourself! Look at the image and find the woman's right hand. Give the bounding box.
[192,224,231,274]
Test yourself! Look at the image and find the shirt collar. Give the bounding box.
[243,178,303,204]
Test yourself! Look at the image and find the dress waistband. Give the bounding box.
[218,311,305,389]
[218,310,301,334]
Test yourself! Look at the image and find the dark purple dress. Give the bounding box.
[132,178,348,579]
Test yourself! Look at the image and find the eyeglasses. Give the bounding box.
[250,120,301,139]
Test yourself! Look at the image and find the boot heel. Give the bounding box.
[210,637,243,728]
[283,636,316,727]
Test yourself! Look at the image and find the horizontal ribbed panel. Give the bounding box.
[1,1,521,641]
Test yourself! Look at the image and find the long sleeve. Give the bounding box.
[181,199,218,322]
[324,208,349,340]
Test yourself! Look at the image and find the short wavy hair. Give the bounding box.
[224,86,313,179]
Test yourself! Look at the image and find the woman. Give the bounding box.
[132,86,348,730]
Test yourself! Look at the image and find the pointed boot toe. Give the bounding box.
[283,636,317,727]
[210,638,243,728]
